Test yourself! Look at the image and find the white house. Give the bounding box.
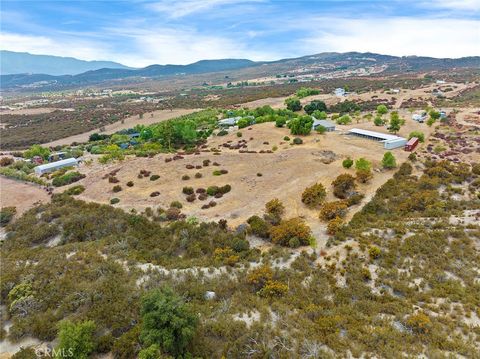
[334,88,346,97]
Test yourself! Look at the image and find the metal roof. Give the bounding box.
[348,128,401,142]
[312,119,335,128]
[35,157,78,172]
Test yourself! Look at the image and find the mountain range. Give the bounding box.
[0,51,131,76]
[1,51,479,92]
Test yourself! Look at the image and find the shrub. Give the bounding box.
[108,176,119,183]
[110,198,120,204]
[356,169,373,183]
[374,116,384,126]
[258,280,288,298]
[219,184,232,194]
[52,171,85,187]
[0,207,16,227]
[247,215,271,238]
[332,174,356,199]
[213,170,222,176]
[408,131,425,142]
[292,137,303,145]
[382,152,397,169]
[236,132,243,137]
[181,175,190,180]
[265,198,285,218]
[315,125,326,134]
[283,136,290,141]
[301,183,327,208]
[111,326,140,359]
[206,186,219,196]
[150,174,160,181]
[112,185,122,192]
[150,191,160,197]
[166,207,181,220]
[217,129,228,136]
[257,173,263,177]
[369,246,381,259]
[56,320,96,359]
[202,159,210,166]
[196,188,206,193]
[269,218,312,246]
[64,185,85,196]
[0,157,14,166]
[319,201,348,221]
[140,287,198,356]
[355,158,371,171]
[11,347,37,359]
[182,187,194,195]
[406,313,431,334]
[186,194,196,202]
[346,193,364,206]
[342,158,353,169]
[247,265,273,289]
[126,181,134,187]
[327,216,343,235]
[275,118,286,127]
[170,201,183,209]
[237,118,250,129]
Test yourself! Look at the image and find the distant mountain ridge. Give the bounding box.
[1,51,479,91]
[0,50,131,75]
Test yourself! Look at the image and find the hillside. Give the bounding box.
[1,52,479,92]
[0,50,131,76]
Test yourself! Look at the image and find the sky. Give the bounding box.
[1,0,479,67]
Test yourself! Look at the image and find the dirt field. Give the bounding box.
[41,108,200,147]
[68,116,431,249]
[0,177,50,215]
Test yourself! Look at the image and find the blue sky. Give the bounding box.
[1,0,479,67]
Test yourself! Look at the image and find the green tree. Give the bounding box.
[304,100,327,115]
[140,287,198,356]
[374,116,384,126]
[389,112,402,134]
[377,104,388,115]
[287,115,313,135]
[56,320,96,359]
[382,152,397,169]
[342,158,353,169]
[23,145,51,160]
[237,118,250,129]
[336,115,352,125]
[355,158,371,171]
[429,110,441,120]
[138,344,161,359]
[312,110,327,119]
[408,131,425,142]
[285,97,302,112]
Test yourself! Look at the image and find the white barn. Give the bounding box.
[347,128,407,149]
[35,158,79,175]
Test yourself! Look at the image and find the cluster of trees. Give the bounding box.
[296,87,320,98]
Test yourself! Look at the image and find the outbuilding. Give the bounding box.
[312,119,335,132]
[35,157,79,175]
[347,128,407,149]
[405,137,419,152]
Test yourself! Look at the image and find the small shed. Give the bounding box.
[405,137,419,152]
[35,157,78,175]
[218,117,240,126]
[312,119,335,131]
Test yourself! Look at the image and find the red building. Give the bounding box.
[405,137,419,151]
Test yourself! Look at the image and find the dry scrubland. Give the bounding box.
[70,117,431,246]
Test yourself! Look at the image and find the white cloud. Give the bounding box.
[148,0,263,18]
[105,26,277,66]
[0,32,115,61]
[425,0,480,11]
[299,17,480,58]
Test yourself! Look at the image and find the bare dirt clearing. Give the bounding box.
[70,118,430,249]
[41,108,199,147]
[0,177,50,215]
